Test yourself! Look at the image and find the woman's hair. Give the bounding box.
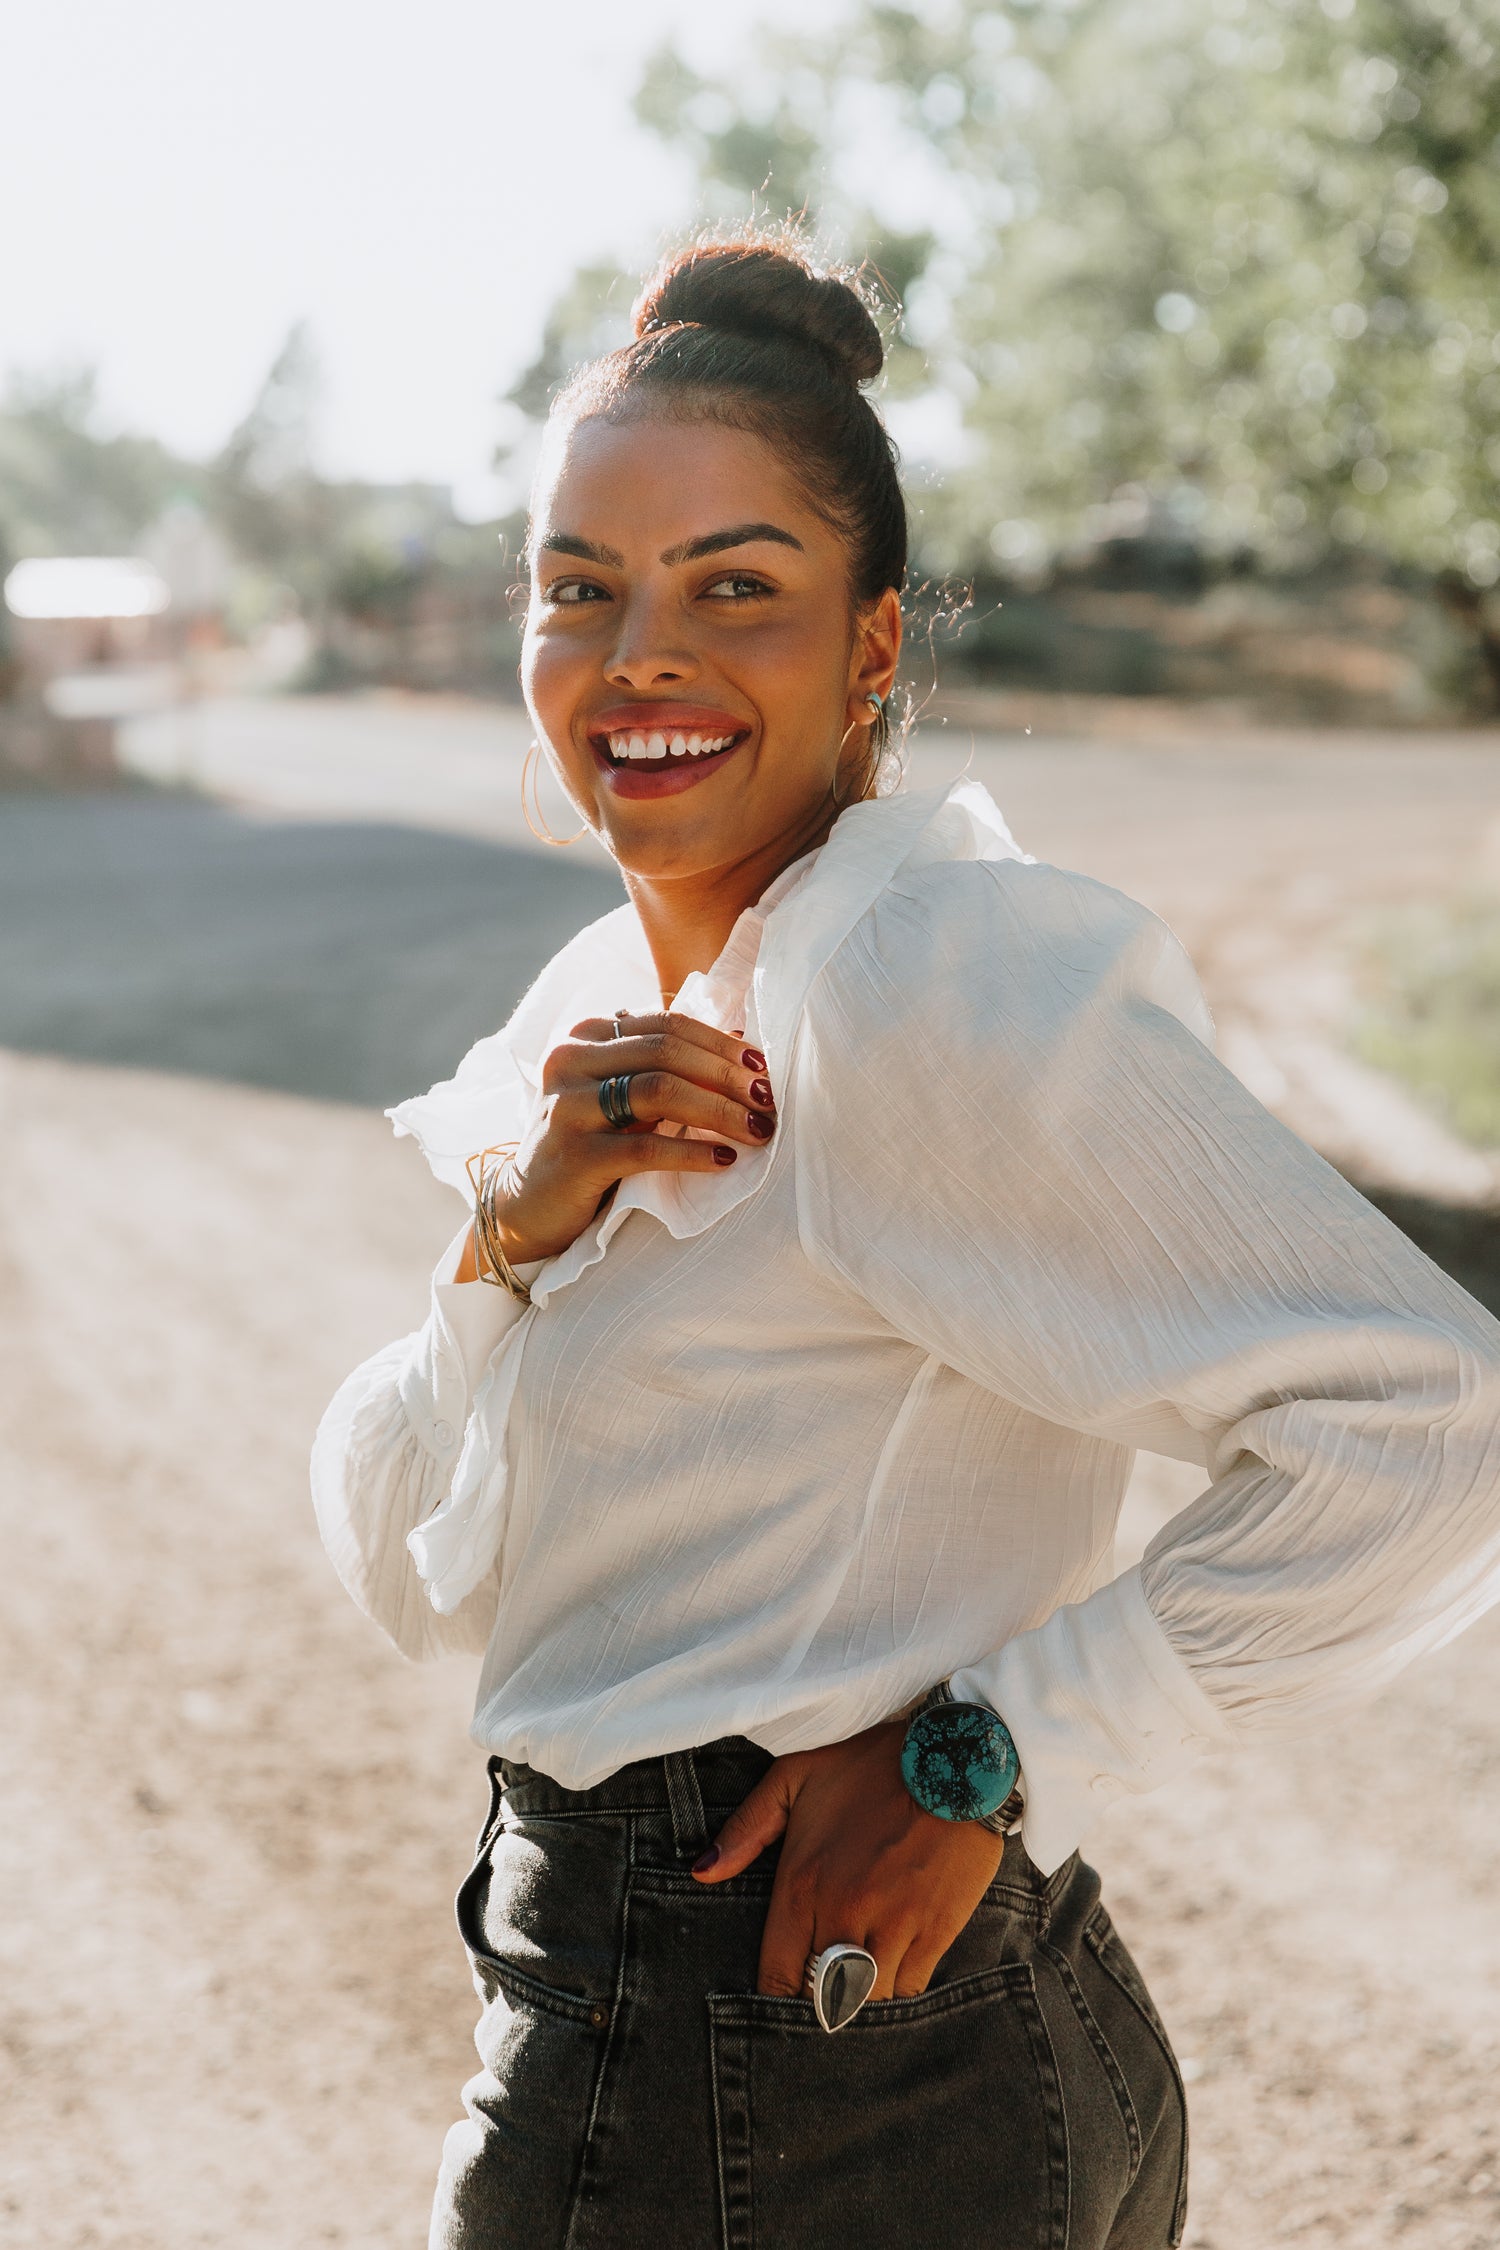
[549,230,908,607]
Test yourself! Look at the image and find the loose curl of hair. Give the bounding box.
[546,229,908,610]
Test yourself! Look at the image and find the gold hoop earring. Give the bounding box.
[829,693,888,814]
[521,739,588,847]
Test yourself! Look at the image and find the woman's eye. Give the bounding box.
[543,578,609,607]
[702,572,772,602]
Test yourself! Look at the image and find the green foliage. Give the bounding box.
[503,265,637,423]
[0,329,521,696]
[0,367,195,557]
[1356,896,1500,1147]
[620,0,1500,592]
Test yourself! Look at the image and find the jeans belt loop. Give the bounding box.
[662,1747,709,1862]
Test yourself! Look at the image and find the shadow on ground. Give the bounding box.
[0,792,625,1107]
[1355,1183,1500,1320]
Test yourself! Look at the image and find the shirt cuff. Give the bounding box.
[432,1221,541,1384]
[949,1566,1235,1875]
[396,1224,539,1459]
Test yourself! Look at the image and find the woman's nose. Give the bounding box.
[604,592,699,688]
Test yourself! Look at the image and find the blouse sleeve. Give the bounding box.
[310,1225,531,1660]
[795,856,1500,1872]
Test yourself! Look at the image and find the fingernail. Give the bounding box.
[746,1112,774,1141]
[712,1146,737,1166]
[692,1845,720,1873]
[741,1048,767,1072]
[749,1077,775,1109]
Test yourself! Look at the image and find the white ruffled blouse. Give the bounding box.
[311,778,1500,1872]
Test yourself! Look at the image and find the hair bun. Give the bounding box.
[633,238,884,388]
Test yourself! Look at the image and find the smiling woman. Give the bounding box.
[311,230,1500,2250]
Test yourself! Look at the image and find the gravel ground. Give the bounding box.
[4,698,1500,2247]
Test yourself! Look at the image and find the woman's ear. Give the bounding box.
[847,586,902,722]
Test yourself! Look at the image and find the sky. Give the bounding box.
[1,0,852,514]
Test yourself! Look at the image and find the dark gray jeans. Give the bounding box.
[431,1737,1187,2249]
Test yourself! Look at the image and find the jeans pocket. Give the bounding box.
[455,1814,620,2019]
[706,1964,1069,2250]
[437,1818,619,2250]
[432,1961,611,2250]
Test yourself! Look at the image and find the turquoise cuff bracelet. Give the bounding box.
[900,1683,1022,1831]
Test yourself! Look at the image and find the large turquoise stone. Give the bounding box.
[901,1701,1020,1822]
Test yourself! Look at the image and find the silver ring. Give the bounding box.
[802,1943,878,2034]
[612,1012,630,1042]
[597,1073,637,1131]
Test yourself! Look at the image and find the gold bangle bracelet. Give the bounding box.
[465,1144,532,1303]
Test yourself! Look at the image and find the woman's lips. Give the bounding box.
[586,706,750,799]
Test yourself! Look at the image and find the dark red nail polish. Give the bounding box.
[712,1145,737,1166]
[749,1077,775,1109]
[746,1111,774,1141]
[692,1845,721,1874]
[741,1048,767,1072]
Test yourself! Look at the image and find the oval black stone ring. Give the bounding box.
[804,1943,878,2034]
[597,1073,638,1131]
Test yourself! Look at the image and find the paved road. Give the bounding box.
[0,790,623,1108]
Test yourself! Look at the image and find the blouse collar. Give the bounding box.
[388,776,1029,1304]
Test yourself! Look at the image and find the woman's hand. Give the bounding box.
[466,1010,777,1270]
[691,1720,1006,2001]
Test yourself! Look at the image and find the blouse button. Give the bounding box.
[1090,1774,1124,1798]
[432,1420,455,1450]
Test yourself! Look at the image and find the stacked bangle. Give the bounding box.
[464,1144,532,1303]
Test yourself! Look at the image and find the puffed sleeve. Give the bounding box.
[795,856,1500,1872]
[310,1223,534,1659]
[309,911,634,1652]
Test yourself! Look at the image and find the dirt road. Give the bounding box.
[4,697,1500,2248]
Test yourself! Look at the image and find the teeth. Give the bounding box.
[603,728,737,762]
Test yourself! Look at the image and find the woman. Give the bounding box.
[313,235,1500,2249]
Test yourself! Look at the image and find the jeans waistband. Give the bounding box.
[495,1734,1066,1906]
[497,1736,772,1861]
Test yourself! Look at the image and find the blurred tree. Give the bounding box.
[531,1,1500,689]
[0,367,191,557]
[493,263,637,513]
[211,322,347,613]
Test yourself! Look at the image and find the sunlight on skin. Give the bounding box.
[522,413,901,1004]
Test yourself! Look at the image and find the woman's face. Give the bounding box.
[522,411,901,882]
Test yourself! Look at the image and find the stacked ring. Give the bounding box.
[597,1074,638,1130]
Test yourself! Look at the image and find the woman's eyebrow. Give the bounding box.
[537,532,626,566]
[661,523,805,565]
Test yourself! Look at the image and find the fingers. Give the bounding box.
[757,1869,820,1999]
[554,1021,773,1114]
[888,1931,952,2001]
[565,1012,767,1084]
[544,1065,773,1156]
[692,1764,795,1884]
[693,1760,824,2003]
[608,1130,745,1175]
[593,1066,773,1143]
[611,1010,757,1073]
